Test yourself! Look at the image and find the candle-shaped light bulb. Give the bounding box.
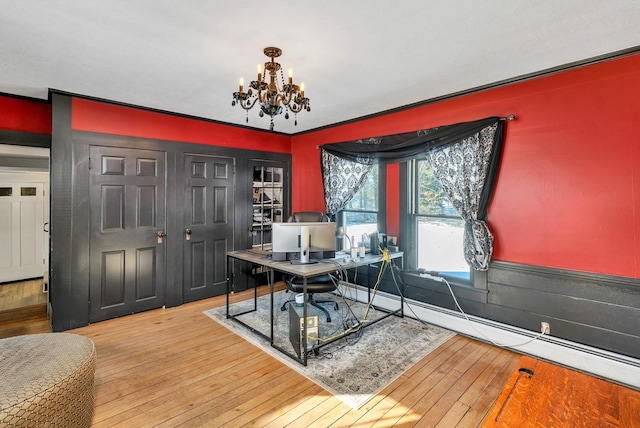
[288,68,293,84]
[300,82,305,97]
[257,64,262,81]
[239,77,244,93]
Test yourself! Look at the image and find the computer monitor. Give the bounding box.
[272,222,336,262]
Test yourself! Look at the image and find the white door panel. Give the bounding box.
[0,183,45,282]
[0,201,12,269]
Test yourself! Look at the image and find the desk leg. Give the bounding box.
[269,268,274,345]
[253,264,258,311]
[392,258,404,318]
[226,255,232,318]
[302,277,308,366]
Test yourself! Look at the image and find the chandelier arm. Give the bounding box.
[287,102,304,113]
[280,87,296,105]
[237,97,259,111]
[276,92,288,107]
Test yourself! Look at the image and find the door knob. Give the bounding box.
[157,230,166,243]
[185,229,192,241]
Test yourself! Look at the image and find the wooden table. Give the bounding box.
[483,355,640,427]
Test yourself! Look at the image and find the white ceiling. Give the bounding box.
[1,1,639,134]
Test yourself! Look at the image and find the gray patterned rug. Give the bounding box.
[204,290,455,409]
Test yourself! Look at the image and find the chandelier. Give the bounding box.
[232,47,310,131]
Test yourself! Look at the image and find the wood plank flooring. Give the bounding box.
[0,278,47,312]
[0,303,50,339]
[1,286,521,427]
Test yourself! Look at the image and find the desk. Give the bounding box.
[226,249,404,365]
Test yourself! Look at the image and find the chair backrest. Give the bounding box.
[288,211,329,223]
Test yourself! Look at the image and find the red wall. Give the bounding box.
[71,98,291,153]
[0,95,51,135]
[3,54,639,278]
[291,54,640,278]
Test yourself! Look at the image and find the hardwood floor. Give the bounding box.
[1,286,521,427]
[0,303,50,339]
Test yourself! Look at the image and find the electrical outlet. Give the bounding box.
[541,322,550,334]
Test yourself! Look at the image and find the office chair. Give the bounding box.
[287,211,329,223]
[280,211,338,322]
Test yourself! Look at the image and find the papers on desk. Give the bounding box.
[331,251,350,262]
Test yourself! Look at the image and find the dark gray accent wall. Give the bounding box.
[486,261,639,358]
[50,94,79,331]
[399,261,640,359]
[0,129,51,148]
[49,94,291,331]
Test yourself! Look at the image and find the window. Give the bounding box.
[413,159,470,281]
[338,163,380,249]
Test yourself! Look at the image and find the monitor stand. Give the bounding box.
[293,225,315,265]
[290,259,318,265]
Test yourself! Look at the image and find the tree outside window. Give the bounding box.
[415,160,470,280]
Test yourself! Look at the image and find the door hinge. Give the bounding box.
[88,157,92,170]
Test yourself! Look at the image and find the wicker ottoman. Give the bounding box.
[0,333,96,427]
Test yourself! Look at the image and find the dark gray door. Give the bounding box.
[89,146,166,322]
[183,154,234,302]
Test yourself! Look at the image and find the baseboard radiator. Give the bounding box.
[337,282,640,391]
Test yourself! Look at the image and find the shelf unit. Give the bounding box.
[251,164,284,251]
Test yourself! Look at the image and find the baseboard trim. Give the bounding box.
[338,282,640,390]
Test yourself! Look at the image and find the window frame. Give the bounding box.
[401,159,487,291]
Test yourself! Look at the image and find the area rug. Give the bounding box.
[204,290,455,409]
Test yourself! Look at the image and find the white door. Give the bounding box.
[0,182,46,283]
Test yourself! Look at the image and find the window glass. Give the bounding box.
[21,187,37,196]
[344,164,378,212]
[340,164,379,248]
[415,160,470,280]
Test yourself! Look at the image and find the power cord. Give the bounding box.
[396,267,547,348]
[387,265,438,329]
[308,253,390,344]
